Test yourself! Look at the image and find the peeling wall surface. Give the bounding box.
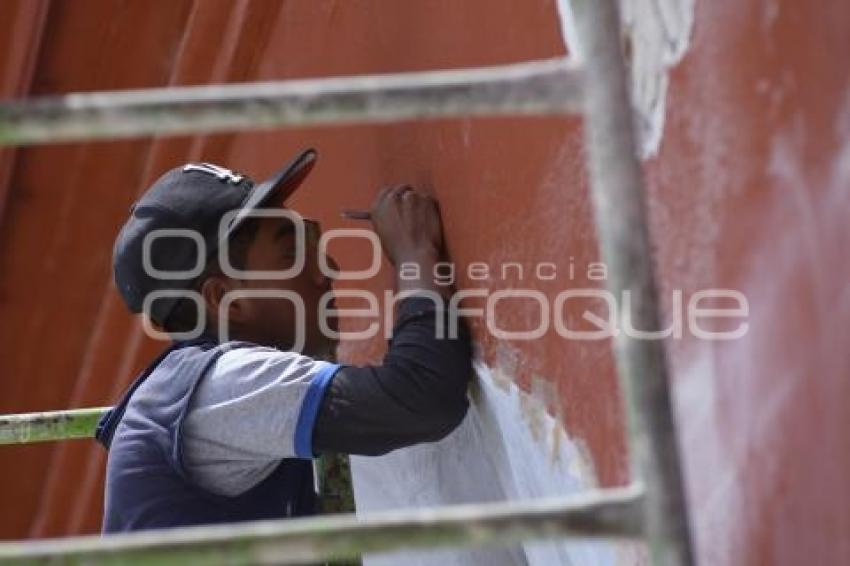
[0,1,848,565]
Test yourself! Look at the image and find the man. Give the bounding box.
[97,148,471,532]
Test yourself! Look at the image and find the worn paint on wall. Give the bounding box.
[556,0,696,156]
[352,362,623,565]
[350,2,697,563]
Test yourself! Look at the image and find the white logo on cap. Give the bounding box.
[183,163,244,184]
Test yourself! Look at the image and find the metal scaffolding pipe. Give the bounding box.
[0,486,644,565]
[573,1,694,565]
[0,407,108,445]
[0,58,583,146]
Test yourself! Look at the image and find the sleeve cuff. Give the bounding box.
[294,362,343,459]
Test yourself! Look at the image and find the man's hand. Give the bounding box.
[368,185,447,296]
[316,187,470,457]
[369,185,443,266]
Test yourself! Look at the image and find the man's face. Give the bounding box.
[223,213,338,356]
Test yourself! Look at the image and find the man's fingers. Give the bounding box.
[372,185,435,224]
[371,185,396,213]
[389,184,413,204]
[373,184,407,214]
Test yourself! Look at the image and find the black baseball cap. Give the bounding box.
[113,148,317,328]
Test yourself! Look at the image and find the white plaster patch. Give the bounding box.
[556,0,696,158]
[351,361,626,566]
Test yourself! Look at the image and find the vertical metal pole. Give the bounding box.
[572,1,694,564]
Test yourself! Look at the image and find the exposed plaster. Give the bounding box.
[556,0,696,158]
[351,360,623,566]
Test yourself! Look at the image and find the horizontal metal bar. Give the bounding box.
[0,58,583,146]
[0,485,644,565]
[0,407,108,445]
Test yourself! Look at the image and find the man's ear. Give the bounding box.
[200,275,246,327]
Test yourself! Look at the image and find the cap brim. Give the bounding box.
[222,148,317,239]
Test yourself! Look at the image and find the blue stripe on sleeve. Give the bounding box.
[294,362,342,459]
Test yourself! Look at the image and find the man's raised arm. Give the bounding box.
[314,185,472,456]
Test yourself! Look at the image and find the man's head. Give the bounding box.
[113,149,337,356]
